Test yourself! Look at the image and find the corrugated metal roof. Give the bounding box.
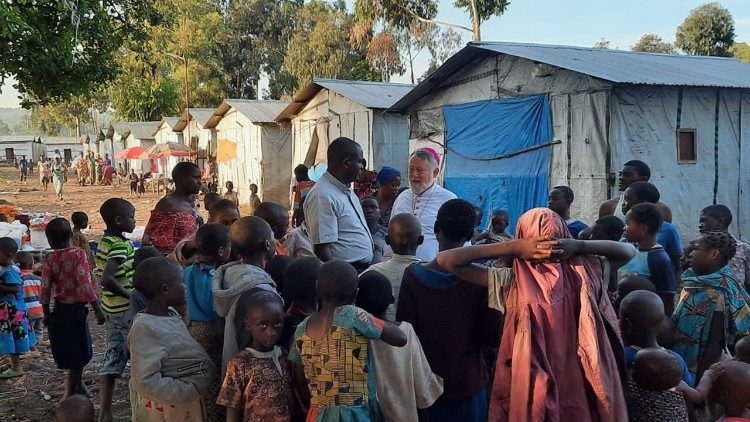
[391,41,750,111]
[127,121,160,140]
[276,78,415,121]
[172,108,216,132]
[225,100,288,123]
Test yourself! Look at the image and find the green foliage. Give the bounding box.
[593,38,611,49]
[729,42,750,62]
[423,27,465,78]
[632,34,676,54]
[109,52,181,121]
[353,0,437,30]
[0,0,157,105]
[453,0,509,25]
[0,119,11,135]
[675,2,735,57]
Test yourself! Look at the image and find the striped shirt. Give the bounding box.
[95,232,135,314]
[20,270,43,319]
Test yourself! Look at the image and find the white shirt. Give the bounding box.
[390,183,457,261]
[363,254,423,320]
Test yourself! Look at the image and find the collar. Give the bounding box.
[195,261,216,272]
[414,182,437,197]
[322,171,351,193]
[391,254,423,264]
[247,346,283,374]
[103,229,128,240]
[20,269,34,276]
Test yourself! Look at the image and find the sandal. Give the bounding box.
[0,368,24,379]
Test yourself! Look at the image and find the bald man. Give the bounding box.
[363,213,424,319]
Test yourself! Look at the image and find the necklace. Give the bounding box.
[412,184,436,219]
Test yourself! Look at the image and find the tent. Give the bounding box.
[390,41,750,240]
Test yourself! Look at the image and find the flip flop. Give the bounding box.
[0,368,24,379]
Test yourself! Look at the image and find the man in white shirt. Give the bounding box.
[390,148,456,261]
[303,137,373,271]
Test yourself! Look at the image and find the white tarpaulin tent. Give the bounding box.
[391,42,750,241]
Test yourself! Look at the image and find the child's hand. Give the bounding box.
[707,362,726,382]
[549,238,583,261]
[94,310,106,325]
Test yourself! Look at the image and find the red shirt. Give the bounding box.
[41,247,98,304]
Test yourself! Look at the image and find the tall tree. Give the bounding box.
[729,42,750,62]
[632,34,675,53]
[422,27,464,79]
[0,119,11,135]
[109,52,181,121]
[397,21,438,84]
[0,0,157,105]
[367,32,405,82]
[675,2,735,57]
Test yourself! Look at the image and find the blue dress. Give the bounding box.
[0,266,36,354]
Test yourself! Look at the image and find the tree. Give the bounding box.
[422,27,465,79]
[632,34,675,53]
[109,52,181,121]
[729,42,750,62]
[675,2,735,57]
[397,21,438,84]
[0,0,157,105]
[367,32,405,82]
[593,38,610,49]
[0,119,11,135]
[28,94,107,136]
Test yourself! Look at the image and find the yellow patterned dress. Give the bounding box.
[289,305,385,421]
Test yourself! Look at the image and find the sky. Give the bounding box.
[1,0,749,107]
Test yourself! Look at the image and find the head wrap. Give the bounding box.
[376,166,401,187]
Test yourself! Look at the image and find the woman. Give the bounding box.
[101,164,114,186]
[76,153,89,186]
[142,162,202,255]
[374,166,401,226]
[51,157,66,200]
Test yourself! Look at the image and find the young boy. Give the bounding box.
[16,251,43,348]
[619,290,693,385]
[254,202,290,256]
[128,246,163,319]
[589,215,630,292]
[356,270,443,421]
[129,257,215,421]
[212,216,278,373]
[548,185,588,239]
[699,204,750,291]
[95,198,136,422]
[711,361,750,420]
[622,181,683,268]
[203,191,222,213]
[223,181,239,205]
[361,196,387,264]
[248,183,261,214]
[42,218,106,399]
[71,211,95,273]
[618,202,678,315]
[279,256,321,348]
[364,213,423,319]
[171,198,240,266]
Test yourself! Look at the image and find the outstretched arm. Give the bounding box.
[553,239,637,262]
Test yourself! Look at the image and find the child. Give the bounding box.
[254,202,290,256]
[472,209,513,245]
[619,290,693,385]
[203,192,222,213]
[699,204,750,291]
[128,246,163,319]
[291,164,315,227]
[289,259,407,420]
[364,213,423,319]
[95,198,136,422]
[171,199,240,266]
[212,216,278,373]
[56,394,95,422]
[613,275,656,313]
[622,181,683,268]
[589,215,629,292]
[628,348,724,421]
[672,230,750,384]
[711,361,750,420]
[217,289,300,421]
[736,335,750,363]
[71,211,95,273]
[618,202,677,315]
[472,205,484,240]
[0,237,35,379]
[280,256,321,348]
[355,271,443,421]
[361,196,387,264]
[129,169,139,197]
[224,181,239,205]
[185,223,231,421]
[284,196,315,258]
[248,183,262,215]
[129,257,215,421]
[265,255,294,294]
[16,251,43,348]
[41,218,106,399]
[397,199,502,421]
[548,185,588,239]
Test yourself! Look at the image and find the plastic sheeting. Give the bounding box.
[442,94,553,232]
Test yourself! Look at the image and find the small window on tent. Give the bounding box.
[677,129,696,163]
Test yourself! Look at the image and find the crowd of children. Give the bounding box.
[3,156,750,422]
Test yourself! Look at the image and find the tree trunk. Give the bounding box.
[470,0,481,41]
[407,39,415,84]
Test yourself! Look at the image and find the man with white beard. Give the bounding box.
[390,148,457,261]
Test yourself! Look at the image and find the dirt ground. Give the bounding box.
[0,165,246,421]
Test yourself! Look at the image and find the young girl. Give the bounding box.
[71,211,95,274]
[289,259,407,421]
[217,289,300,421]
[671,230,750,384]
[41,218,106,399]
[0,237,35,379]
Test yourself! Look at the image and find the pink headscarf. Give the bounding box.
[491,208,627,422]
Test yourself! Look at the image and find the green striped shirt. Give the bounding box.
[95,233,135,314]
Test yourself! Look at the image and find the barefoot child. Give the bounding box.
[41,218,106,399]
[16,251,43,348]
[95,198,136,422]
[290,259,407,420]
[129,257,215,421]
[0,237,35,379]
[356,271,443,421]
[217,289,300,421]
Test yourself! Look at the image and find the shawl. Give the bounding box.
[142,210,199,255]
[671,265,750,381]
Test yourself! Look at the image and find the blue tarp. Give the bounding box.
[442,94,552,233]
